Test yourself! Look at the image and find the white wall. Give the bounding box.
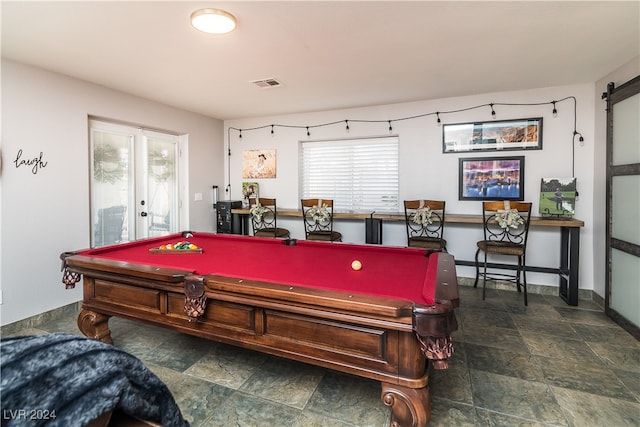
[0,59,224,325]
[592,56,640,299]
[225,84,598,290]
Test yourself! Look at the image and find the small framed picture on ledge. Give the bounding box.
[242,182,259,208]
[539,177,577,217]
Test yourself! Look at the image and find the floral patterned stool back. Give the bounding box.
[474,200,533,305]
[404,199,447,251]
[301,198,342,242]
[249,197,290,239]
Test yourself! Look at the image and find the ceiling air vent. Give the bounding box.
[251,78,282,88]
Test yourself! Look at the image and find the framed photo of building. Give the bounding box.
[539,177,577,216]
[443,118,542,153]
[459,156,525,201]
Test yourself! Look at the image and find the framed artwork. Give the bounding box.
[539,177,577,216]
[459,156,525,201]
[241,182,259,208]
[443,118,542,153]
[242,149,277,178]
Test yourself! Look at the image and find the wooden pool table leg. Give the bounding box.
[381,382,431,427]
[77,309,113,345]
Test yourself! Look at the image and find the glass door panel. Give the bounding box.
[143,133,179,238]
[90,128,133,246]
[611,175,640,246]
[610,249,640,327]
[612,95,640,165]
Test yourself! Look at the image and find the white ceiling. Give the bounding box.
[2,1,639,120]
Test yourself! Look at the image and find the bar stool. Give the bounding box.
[301,198,342,242]
[474,200,532,305]
[404,199,447,251]
[249,198,290,238]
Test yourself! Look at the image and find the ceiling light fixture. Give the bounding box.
[191,8,237,34]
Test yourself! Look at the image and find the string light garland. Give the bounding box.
[225,96,585,193]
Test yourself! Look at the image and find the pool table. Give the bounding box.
[61,232,459,427]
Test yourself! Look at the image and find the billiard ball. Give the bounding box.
[351,260,362,271]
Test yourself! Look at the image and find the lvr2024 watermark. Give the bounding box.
[2,409,57,421]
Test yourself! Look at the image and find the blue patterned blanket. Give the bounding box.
[1,333,189,427]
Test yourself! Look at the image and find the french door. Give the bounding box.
[89,119,182,246]
[604,75,640,339]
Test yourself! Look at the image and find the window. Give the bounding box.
[300,136,399,212]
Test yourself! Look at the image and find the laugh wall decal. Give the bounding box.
[13,149,48,174]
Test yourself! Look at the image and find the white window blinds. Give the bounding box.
[300,136,399,212]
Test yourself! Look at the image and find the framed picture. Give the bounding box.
[539,177,577,217]
[242,149,277,178]
[443,118,542,153]
[241,182,259,208]
[459,156,525,201]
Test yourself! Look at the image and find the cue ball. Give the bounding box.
[351,260,362,271]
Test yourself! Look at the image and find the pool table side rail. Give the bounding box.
[432,252,459,308]
[66,255,193,284]
[204,275,417,320]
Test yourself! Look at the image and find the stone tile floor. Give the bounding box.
[4,285,639,426]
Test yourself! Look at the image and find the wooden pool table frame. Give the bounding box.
[62,241,459,427]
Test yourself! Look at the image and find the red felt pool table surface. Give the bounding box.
[79,232,439,305]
